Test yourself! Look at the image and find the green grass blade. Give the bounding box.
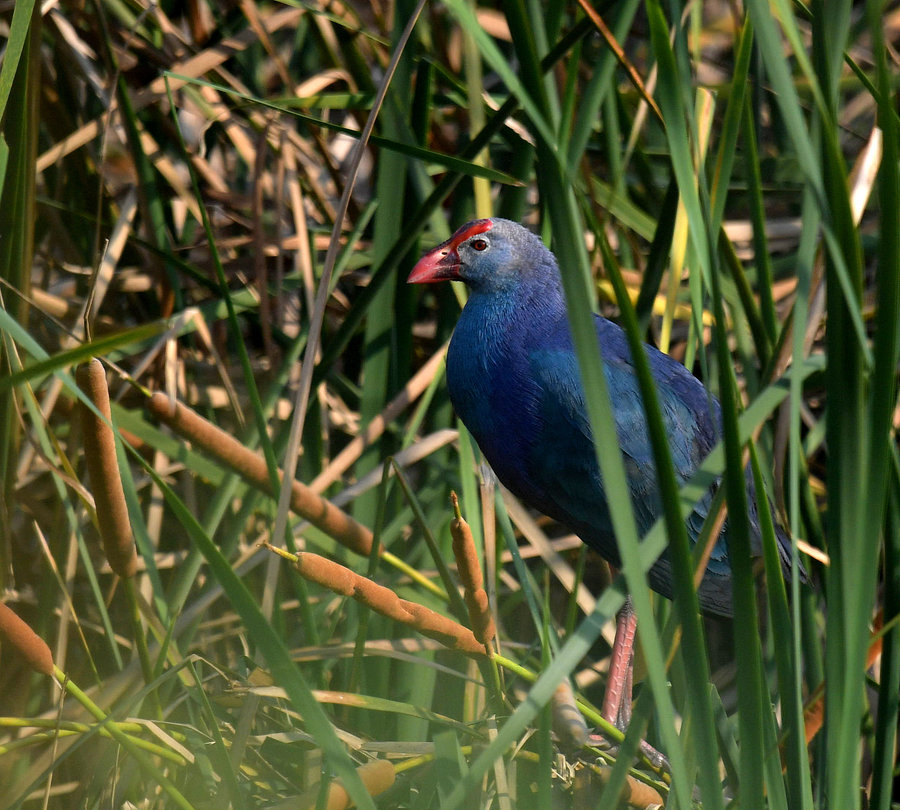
[0,0,38,117]
[864,2,900,806]
[144,466,378,810]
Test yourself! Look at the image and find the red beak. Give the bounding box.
[407,239,462,284]
[408,219,494,284]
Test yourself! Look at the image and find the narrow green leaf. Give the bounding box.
[0,0,38,117]
[145,467,378,810]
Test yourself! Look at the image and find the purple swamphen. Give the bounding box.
[408,217,799,728]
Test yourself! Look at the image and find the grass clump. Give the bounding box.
[0,2,897,808]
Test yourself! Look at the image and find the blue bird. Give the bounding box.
[409,217,799,726]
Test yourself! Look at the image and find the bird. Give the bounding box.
[408,217,799,728]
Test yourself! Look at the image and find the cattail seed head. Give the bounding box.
[0,602,54,676]
[77,359,138,579]
[449,492,495,645]
[148,393,375,557]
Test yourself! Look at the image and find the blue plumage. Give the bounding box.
[409,217,795,618]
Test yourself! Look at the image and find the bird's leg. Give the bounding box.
[619,643,634,728]
[592,595,671,774]
[601,596,637,730]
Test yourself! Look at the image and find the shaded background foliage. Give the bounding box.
[0,1,898,808]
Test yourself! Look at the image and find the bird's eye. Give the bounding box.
[470,238,488,251]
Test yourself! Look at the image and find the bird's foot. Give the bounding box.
[585,730,671,775]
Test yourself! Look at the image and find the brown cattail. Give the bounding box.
[285,550,412,625]
[551,679,589,748]
[148,393,374,557]
[449,492,495,645]
[0,602,54,676]
[266,544,484,657]
[77,359,138,579]
[398,599,484,655]
[296,758,395,810]
[577,763,665,808]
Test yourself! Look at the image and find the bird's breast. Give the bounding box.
[445,311,549,503]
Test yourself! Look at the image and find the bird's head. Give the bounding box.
[408,218,554,293]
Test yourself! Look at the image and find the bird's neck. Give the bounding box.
[461,270,566,349]
[446,271,567,424]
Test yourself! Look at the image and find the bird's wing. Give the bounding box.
[526,317,723,553]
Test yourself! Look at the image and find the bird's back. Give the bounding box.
[448,303,786,617]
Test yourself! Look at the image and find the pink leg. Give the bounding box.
[601,596,637,729]
[591,594,670,771]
